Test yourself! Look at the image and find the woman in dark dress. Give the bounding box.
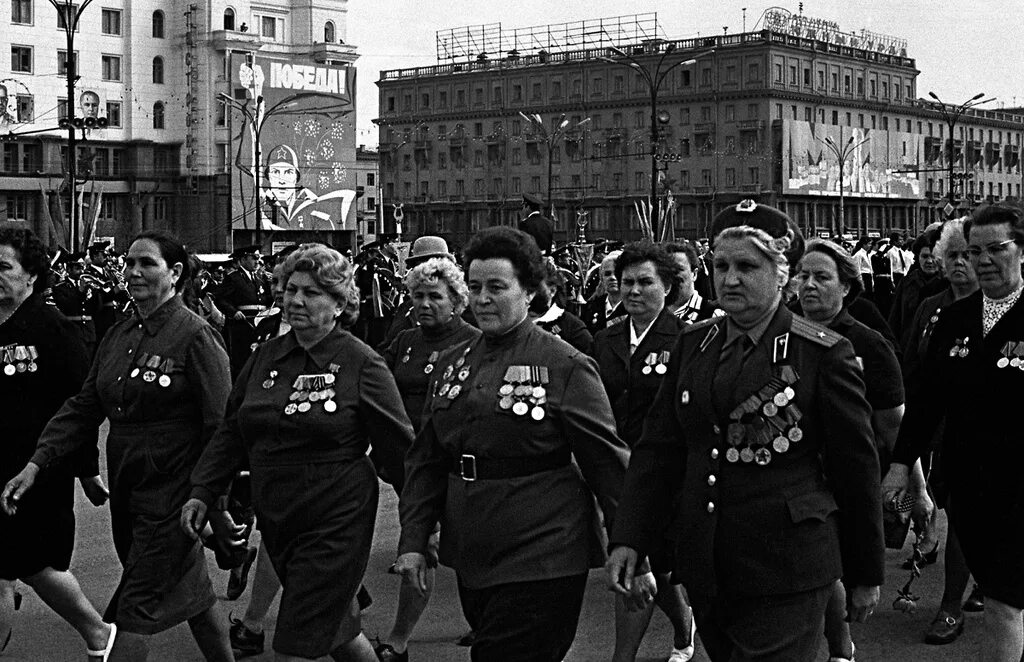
[592,241,694,662]
[3,230,234,661]
[0,228,114,660]
[664,241,719,324]
[183,243,414,661]
[885,202,1024,661]
[530,261,593,354]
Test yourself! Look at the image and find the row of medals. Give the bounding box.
[498,365,550,421]
[996,341,1024,369]
[263,368,340,415]
[1,344,38,375]
[401,346,441,375]
[640,351,669,375]
[129,353,175,387]
[436,351,471,401]
[949,336,970,358]
[724,366,802,466]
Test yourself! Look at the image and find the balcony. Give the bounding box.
[693,122,716,135]
[741,183,760,193]
[208,30,263,52]
[692,185,714,195]
[414,140,432,151]
[311,41,359,64]
[605,188,627,198]
[447,194,467,202]
[738,119,764,131]
[448,136,468,149]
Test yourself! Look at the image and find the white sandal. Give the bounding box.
[87,622,117,662]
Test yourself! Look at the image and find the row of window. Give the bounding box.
[10,47,164,83]
[772,59,912,101]
[10,3,167,38]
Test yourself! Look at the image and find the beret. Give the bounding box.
[711,199,805,265]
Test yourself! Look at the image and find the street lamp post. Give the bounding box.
[601,44,711,240]
[519,112,590,222]
[927,91,994,212]
[819,129,869,238]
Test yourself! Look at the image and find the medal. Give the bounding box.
[443,366,454,380]
[309,391,321,402]
[641,365,652,375]
[499,396,514,410]
[456,357,466,368]
[143,370,156,382]
[532,386,546,398]
[740,447,755,463]
[773,392,789,407]
[448,385,462,399]
[787,426,804,442]
[324,400,337,413]
[263,370,278,389]
[655,363,667,375]
[3,364,13,376]
[531,406,545,421]
[655,351,669,375]
[438,383,451,397]
[298,402,311,413]
[15,363,25,373]
[754,448,772,465]
[158,374,171,388]
[512,401,529,416]
[424,364,434,374]
[325,373,336,385]
[726,447,740,463]
[499,384,514,396]
[401,347,411,363]
[772,436,790,453]
[999,357,1011,368]
[680,390,690,404]
[129,367,140,378]
[27,362,37,372]
[762,402,778,417]
[784,386,795,400]
[285,403,298,415]
[458,368,470,381]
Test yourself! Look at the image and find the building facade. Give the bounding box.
[0,0,357,252]
[353,144,379,243]
[375,16,1024,246]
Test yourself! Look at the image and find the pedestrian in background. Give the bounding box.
[888,229,943,348]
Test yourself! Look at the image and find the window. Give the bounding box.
[789,65,797,84]
[421,93,429,108]
[4,195,28,221]
[101,55,121,81]
[512,84,522,102]
[680,170,689,188]
[11,0,31,24]
[551,81,561,98]
[701,169,712,185]
[870,79,877,97]
[10,46,31,73]
[455,89,465,107]
[747,62,759,81]
[366,173,375,186]
[701,69,712,86]
[591,77,603,96]
[492,86,501,104]
[726,66,736,83]
[438,91,447,108]
[804,107,811,122]
[725,105,735,122]
[259,15,283,41]
[725,168,736,187]
[324,20,335,43]
[857,77,864,96]
[511,149,521,165]
[844,74,851,94]
[101,8,121,35]
[748,167,760,184]
[153,197,167,222]
[57,3,78,30]
[152,10,164,38]
[817,70,825,89]
[803,68,810,86]
[57,50,77,76]
[152,101,165,129]
[105,101,121,127]
[831,72,838,91]
[57,97,67,121]
[774,63,782,82]
[15,95,32,123]
[532,82,542,100]
[613,75,623,93]
[152,57,164,84]
[223,7,235,30]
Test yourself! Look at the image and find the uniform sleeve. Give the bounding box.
[608,333,688,556]
[563,315,594,356]
[360,351,415,494]
[186,323,232,444]
[189,347,255,506]
[559,354,630,532]
[397,416,450,555]
[214,276,240,318]
[818,339,885,588]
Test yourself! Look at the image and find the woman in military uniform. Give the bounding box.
[607,202,884,662]
[885,202,1024,661]
[592,241,694,662]
[395,227,630,662]
[0,228,114,659]
[182,243,414,662]
[3,230,234,660]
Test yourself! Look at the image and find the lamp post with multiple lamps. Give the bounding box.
[927,91,994,212]
[600,43,713,240]
[818,129,869,238]
[517,112,591,222]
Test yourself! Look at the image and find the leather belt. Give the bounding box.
[450,448,571,481]
[66,315,93,321]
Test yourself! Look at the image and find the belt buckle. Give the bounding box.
[459,454,477,481]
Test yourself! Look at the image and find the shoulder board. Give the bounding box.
[790,315,843,348]
[682,317,719,335]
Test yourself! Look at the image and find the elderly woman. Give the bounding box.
[885,202,1024,662]
[3,230,234,661]
[0,228,113,659]
[530,262,593,354]
[395,226,630,661]
[888,230,942,347]
[375,257,480,661]
[592,241,694,662]
[607,201,884,661]
[182,243,413,662]
[794,239,910,662]
[664,242,719,324]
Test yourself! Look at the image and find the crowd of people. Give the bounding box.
[0,196,1021,662]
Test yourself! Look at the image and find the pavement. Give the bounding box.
[1,427,983,661]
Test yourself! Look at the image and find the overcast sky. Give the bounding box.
[347,0,1023,147]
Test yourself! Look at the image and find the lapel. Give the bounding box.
[606,317,631,369]
[685,319,726,424]
[627,309,680,370]
[730,306,793,414]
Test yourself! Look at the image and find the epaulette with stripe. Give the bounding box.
[790,314,843,348]
[682,317,720,335]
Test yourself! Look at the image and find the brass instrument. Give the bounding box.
[570,210,595,305]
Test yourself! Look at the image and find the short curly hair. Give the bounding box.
[0,227,51,294]
[714,225,789,284]
[280,243,356,309]
[463,227,545,292]
[614,240,677,294]
[801,239,864,301]
[404,257,469,314]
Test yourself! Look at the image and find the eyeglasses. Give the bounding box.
[966,239,1017,259]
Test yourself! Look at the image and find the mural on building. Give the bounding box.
[783,121,923,198]
[0,79,31,128]
[230,54,357,232]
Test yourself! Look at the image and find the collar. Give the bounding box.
[605,296,621,317]
[271,323,348,369]
[137,295,185,336]
[674,291,702,315]
[826,307,857,331]
[723,303,778,349]
[630,315,658,348]
[536,304,564,324]
[422,315,468,340]
[483,317,534,349]
[1,293,42,331]
[983,283,1024,308]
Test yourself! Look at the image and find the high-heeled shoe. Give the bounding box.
[962,584,984,612]
[902,542,939,569]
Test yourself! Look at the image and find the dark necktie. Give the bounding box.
[712,335,753,416]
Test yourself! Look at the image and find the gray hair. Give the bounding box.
[714,225,789,283]
[280,243,357,309]
[934,218,967,269]
[403,257,469,314]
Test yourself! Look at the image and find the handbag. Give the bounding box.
[882,491,915,550]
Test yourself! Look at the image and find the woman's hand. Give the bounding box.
[1,463,40,515]
[605,546,640,596]
[208,509,248,548]
[78,475,109,507]
[881,462,910,502]
[622,571,659,612]
[179,498,209,540]
[847,584,881,623]
[911,489,935,533]
[395,552,428,595]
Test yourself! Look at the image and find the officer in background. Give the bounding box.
[518,193,553,255]
[51,253,100,356]
[85,241,127,344]
[581,250,628,334]
[215,245,271,377]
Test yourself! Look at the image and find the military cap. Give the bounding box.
[711,199,805,265]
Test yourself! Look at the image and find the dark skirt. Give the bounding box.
[253,456,379,658]
[0,476,75,581]
[950,492,1024,608]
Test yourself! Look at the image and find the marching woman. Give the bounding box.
[884,202,1024,662]
[530,261,593,354]
[395,227,630,661]
[183,243,413,662]
[664,242,719,324]
[3,230,234,661]
[591,241,694,662]
[0,228,114,660]
[376,256,480,661]
[607,201,884,661]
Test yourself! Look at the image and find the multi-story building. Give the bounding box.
[353,144,379,243]
[375,12,1024,246]
[0,0,358,252]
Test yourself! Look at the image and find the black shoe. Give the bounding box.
[375,643,409,662]
[455,630,477,647]
[226,547,258,601]
[228,616,265,658]
[925,610,964,645]
[902,542,939,570]
[963,585,984,612]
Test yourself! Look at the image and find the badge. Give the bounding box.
[401,346,411,363]
[532,386,546,399]
[285,403,298,415]
[143,370,157,382]
[458,368,470,381]
[158,374,171,388]
[762,402,778,418]
[772,333,790,363]
[699,324,720,353]
[325,373,337,385]
[131,367,141,378]
[754,448,772,465]
[773,392,789,407]
[324,400,337,413]
[448,385,462,399]
[680,390,690,405]
[424,364,434,374]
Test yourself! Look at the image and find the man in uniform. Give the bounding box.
[518,193,553,255]
[51,253,100,356]
[216,245,271,377]
[581,250,627,334]
[85,241,127,344]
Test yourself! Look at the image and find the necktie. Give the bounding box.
[712,335,753,416]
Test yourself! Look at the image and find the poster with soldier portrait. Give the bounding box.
[228,54,358,233]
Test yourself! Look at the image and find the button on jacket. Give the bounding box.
[610,305,884,599]
[398,320,630,589]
